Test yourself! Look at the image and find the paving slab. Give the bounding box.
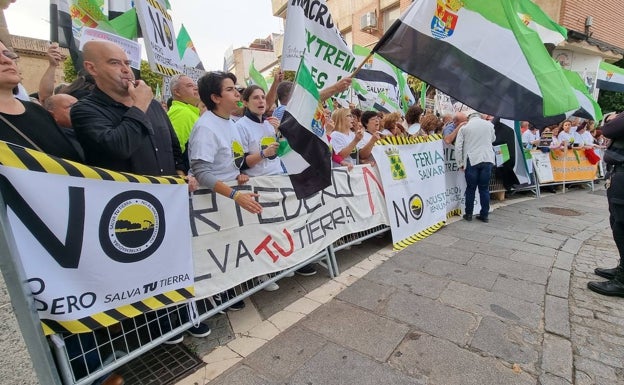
[491,275,545,304]
[299,300,410,362]
[469,317,539,367]
[384,289,478,345]
[243,326,327,380]
[468,253,550,284]
[420,257,499,290]
[388,333,536,385]
[544,295,571,338]
[288,342,424,385]
[362,260,450,299]
[440,282,542,329]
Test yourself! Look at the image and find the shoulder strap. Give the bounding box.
[0,113,44,152]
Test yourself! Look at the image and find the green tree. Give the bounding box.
[283,70,295,82]
[63,56,78,83]
[598,59,624,115]
[406,74,423,97]
[139,60,163,93]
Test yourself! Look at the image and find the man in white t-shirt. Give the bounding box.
[521,124,540,149]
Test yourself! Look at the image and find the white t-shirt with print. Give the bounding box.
[331,131,359,165]
[188,111,243,182]
[236,116,284,177]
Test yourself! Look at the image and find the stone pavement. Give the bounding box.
[179,188,624,385]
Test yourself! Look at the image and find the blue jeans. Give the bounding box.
[464,160,492,218]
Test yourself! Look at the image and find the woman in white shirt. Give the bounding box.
[236,85,283,177]
[557,119,573,147]
[330,108,363,165]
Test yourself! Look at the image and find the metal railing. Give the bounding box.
[49,245,337,384]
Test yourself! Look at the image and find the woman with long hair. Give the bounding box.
[330,108,363,165]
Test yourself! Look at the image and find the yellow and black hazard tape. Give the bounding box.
[0,141,185,185]
[377,134,443,146]
[39,286,195,335]
[145,0,171,18]
[392,220,446,251]
[446,208,462,219]
[155,63,180,77]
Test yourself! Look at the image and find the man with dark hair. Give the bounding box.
[272,81,294,120]
[405,104,423,135]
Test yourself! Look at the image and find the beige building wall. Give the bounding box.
[10,35,68,96]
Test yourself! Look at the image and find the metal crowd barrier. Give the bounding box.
[47,224,394,385]
[47,244,336,385]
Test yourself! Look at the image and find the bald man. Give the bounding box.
[43,93,84,159]
[69,41,210,343]
[70,40,185,176]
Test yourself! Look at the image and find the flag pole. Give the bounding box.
[50,1,59,43]
[350,51,374,78]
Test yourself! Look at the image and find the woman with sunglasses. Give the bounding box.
[0,40,82,162]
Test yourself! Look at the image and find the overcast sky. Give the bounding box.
[4,0,283,70]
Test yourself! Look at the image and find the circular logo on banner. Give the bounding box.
[409,194,424,220]
[99,191,165,263]
[163,21,174,50]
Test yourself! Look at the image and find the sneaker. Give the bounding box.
[163,333,184,345]
[462,214,473,221]
[187,323,211,338]
[283,270,295,278]
[227,300,246,312]
[257,274,280,292]
[295,264,317,276]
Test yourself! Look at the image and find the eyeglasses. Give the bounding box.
[1,50,19,61]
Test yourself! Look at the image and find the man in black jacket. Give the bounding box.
[70,40,209,342]
[589,111,624,297]
[71,40,185,176]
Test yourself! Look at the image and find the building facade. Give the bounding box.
[9,35,68,95]
[224,34,281,87]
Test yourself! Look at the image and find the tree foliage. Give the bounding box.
[597,59,624,115]
[63,56,78,83]
[139,61,163,92]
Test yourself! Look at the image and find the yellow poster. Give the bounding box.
[549,148,597,182]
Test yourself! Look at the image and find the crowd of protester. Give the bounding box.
[1,38,622,384]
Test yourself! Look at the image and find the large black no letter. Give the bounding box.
[0,175,85,269]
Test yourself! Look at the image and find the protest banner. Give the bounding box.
[190,165,388,298]
[79,27,142,69]
[532,150,555,183]
[0,142,194,335]
[282,0,355,99]
[533,149,597,182]
[371,136,448,250]
[135,0,182,76]
[443,142,480,217]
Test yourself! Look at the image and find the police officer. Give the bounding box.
[588,111,624,297]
